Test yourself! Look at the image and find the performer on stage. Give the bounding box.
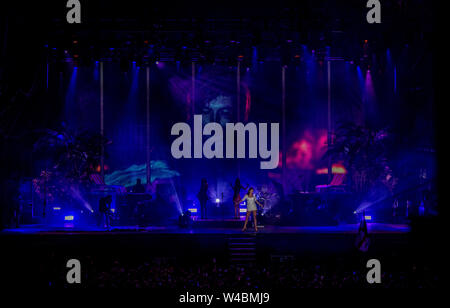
[230,178,248,219]
[197,178,209,219]
[240,187,264,232]
[99,195,113,229]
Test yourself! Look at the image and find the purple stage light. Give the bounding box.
[365,69,375,100]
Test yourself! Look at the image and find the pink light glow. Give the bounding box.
[286,139,314,169]
[278,129,328,169]
[365,69,375,101]
[316,162,347,175]
[244,85,251,122]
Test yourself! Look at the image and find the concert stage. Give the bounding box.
[1,222,409,235]
[1,222,410,264]
[0,0,440,290]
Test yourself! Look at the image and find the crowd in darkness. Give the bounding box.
[39,255,438,288]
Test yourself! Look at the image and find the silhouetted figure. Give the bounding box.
[11,202,21,228]
[131,178,146,193]
[392,199,399,223]
[6,178,20,228]
[421,189,432,216]
[197,178,209,219]
[99,195,113,228]
[230,178,248,219]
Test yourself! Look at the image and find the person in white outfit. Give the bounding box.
[240,187,264,232]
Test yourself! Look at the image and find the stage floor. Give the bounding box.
[1,223,409,235]
[1,222,412,260]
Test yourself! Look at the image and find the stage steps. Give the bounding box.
[227,234,257,264]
